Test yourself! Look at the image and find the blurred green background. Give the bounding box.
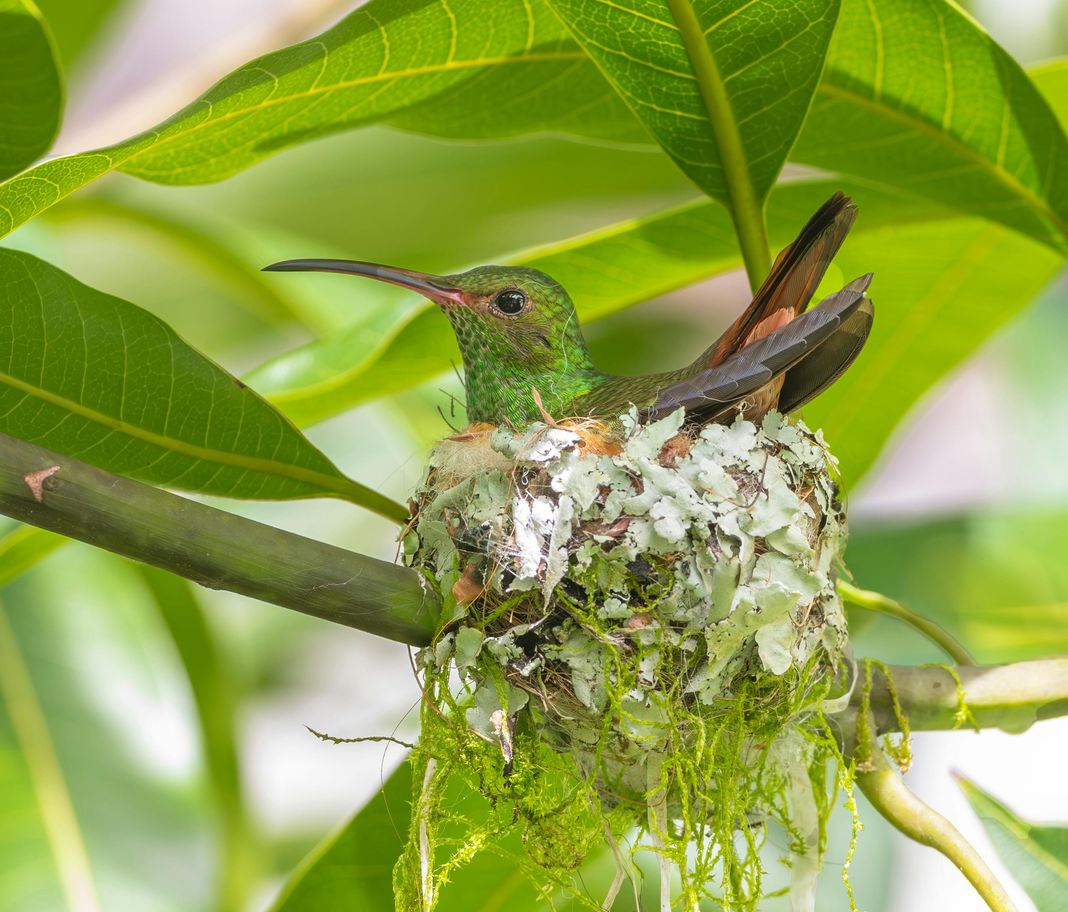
[2,1,1068,910]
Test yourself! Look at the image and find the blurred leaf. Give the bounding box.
[545,0,838,209]
[794,0,1068,253]
[0,0,640,239]
[249,179,942,428]
[272,760,612,911]
[0,524,66,587]
[137,568,257,912]
[43,197,316,330]
[806,218,1063,486]
[0,248,405,520]
[845,510,1068,665]
[32,0,125,71]
[271,761,410,911]
[0,0,63,180]
[958,775,1068,912]
[0,602,100,912]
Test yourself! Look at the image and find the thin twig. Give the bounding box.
[839,580,977,666]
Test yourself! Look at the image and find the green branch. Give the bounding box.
[844,709,1020,912]
[665,0,772,290]
[839,580,978,666]
[0,432,439,645]
[852,658,1068,735]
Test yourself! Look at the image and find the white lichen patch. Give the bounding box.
[401,409,852,911]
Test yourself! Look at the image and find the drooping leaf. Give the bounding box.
[0,248,406,520]
[0,0,63,180]
[959,775,1068,912]
[545,0,839,209]
[0,0,639,239]
[248,179,943,428]
[795,0,1068,253]
[806,217,1063,487]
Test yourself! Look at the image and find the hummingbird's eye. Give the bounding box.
[492,289,527,317]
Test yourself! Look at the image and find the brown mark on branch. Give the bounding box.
[23,465,61,503]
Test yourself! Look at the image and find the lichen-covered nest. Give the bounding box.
[399,409,854,910]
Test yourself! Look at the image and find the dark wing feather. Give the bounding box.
[778,296,874,414]
[699,192,858,369]
[645,275,872,423]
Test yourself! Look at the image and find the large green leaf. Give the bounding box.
[247,179,939,427]
[545,0,838,219]
[795,0,1068,252]
[806,217,1063,486]
[0,0,640,239]
[0,0,63,180]
[959,776,1068,912]
[0,248,405,519]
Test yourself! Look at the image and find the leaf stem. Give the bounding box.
[664,0,772,290]
[839,580,977,667]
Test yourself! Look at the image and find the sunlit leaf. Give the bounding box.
[545,0,838,211]
[0,0,63,180]
[0,248,405,520]
[794,0,1068,252]
[959,775,1068,912]
[0,0,638,239]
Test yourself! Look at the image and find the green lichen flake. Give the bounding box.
[399,410,854,911]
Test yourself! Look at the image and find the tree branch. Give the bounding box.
[842,710,1020,912]
[851,659,1068,735]
[0,432,439,646]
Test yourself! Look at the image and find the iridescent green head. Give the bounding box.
[263,259,599,425]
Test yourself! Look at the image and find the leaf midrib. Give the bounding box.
[124,51,588,172]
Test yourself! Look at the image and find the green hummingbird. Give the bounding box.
[265,193,873,429]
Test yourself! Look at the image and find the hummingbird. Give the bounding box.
[265,193,873,429]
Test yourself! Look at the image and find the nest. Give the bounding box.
[401,408,852,910]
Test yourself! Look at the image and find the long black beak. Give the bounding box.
[263,258,468,307]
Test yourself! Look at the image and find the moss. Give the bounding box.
[397,410,856,910]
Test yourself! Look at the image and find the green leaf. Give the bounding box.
[958,775,1068,912]
[248,179,942,428]
[545,0,838,284]
[0,248,406,520]
[806,217,1063,487]
[272,760,575,911]
[271,761,410,911]
[0,0,637,240]
[795,0,1068,252]
[0,0,63,180]
[0,524,66,588]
